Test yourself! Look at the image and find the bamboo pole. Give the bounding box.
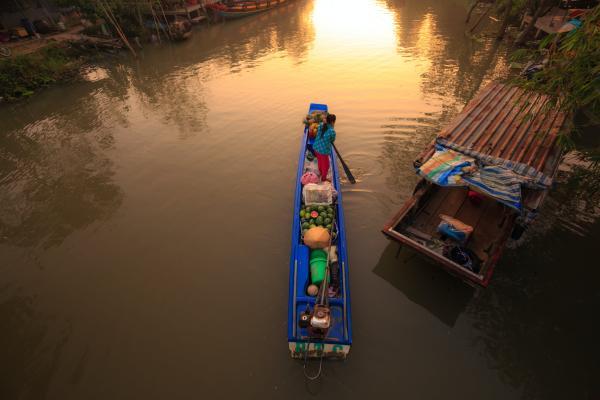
[465,0,481,24]
[104,1,135,50]
[97,0,137,56]
[149,2,163,43]
[157,0,174,40]
[136,2,144,29]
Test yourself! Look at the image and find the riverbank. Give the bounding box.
[0,44,82,102]
[0,40,119,103]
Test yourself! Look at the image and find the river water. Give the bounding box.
[1,0,598,399]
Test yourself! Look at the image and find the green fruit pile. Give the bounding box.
[300,205,335,236]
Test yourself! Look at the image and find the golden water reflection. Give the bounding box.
[312,0,396,52]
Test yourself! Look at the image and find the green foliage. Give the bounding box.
[0,45,81,101]
[53,0,153,37]
[494,0,534,20]
[514,6,600,118]
[53,0,100,20]
[509,47,532,62]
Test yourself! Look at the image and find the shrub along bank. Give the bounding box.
[0,44,85,102]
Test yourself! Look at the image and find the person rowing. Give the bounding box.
[312,114,336,182]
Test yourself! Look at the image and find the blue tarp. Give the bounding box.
[416,141,552,212]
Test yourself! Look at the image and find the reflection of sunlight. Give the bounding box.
[312,0,395,51]
[83,67,109,82]
[414,13,434,55]
[304,0,432,107]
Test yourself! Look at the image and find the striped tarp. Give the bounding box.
[416,143,551,212]
[437,138,553,188]
[462,166,523,211]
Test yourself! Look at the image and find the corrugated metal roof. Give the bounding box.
[430,82,568,178]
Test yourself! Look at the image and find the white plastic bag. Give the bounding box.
[303,183,333,205]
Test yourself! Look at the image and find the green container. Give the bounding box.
[310,249,328,285]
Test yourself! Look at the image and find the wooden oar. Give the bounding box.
[332,143,356,184]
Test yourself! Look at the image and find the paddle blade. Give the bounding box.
[333,143,356,184]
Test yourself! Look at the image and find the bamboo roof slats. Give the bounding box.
[428,82,568,178]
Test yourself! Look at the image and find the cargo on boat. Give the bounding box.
[288,103,352,359]
[383,82,570,287]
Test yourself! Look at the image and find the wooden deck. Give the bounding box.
[397,185,511,270]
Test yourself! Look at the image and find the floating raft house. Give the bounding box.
[383,82,570,286]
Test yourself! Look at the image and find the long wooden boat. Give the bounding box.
[207,0,288,19]
[383,82,569,287]
[287,103,352,359]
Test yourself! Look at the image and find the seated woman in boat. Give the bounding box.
[313,114,337,181]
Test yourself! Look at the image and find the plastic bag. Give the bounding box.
[437,214,473,243]
[303,157,319,175]
[324,245,338,263]
[301,172,320,186]
[319,181,338,201]
[303,183,333,205]
[304,227,331,249]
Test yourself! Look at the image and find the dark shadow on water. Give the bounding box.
[373,242,475,327]
[303,374,323,396]
[466,142,600,399]
[0,286,69,400]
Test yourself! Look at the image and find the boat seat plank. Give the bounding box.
[466,200,509,263]
[419,187,469,235]
[411,186,448,231]
[454,194,490,228]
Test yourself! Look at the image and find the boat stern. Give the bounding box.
[288,341,350,359]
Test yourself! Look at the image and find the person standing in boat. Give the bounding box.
[313,114,337,181]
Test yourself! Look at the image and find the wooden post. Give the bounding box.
[496,0,512,41]
[515,0,553,45]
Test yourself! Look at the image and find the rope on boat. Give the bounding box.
[302,218,337,381]
[302,338,326,380]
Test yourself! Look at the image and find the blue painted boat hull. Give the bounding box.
[287,103,353,359]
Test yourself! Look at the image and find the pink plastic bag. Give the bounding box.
[301,172,320,186]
